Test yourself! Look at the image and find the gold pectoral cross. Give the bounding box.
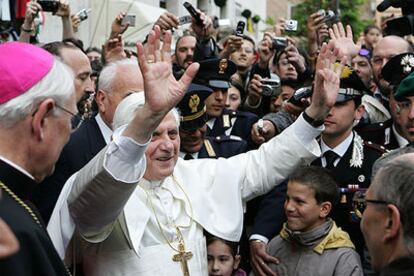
[172,242,193,276]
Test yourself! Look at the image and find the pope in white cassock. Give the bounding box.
[48,26,346,275]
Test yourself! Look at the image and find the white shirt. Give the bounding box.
[392,124,409,148]
[95,113,113,144]
[320,132,354,168]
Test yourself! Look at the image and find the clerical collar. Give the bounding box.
[320,132,354,158]
[392,124,409,148]
[140,178,163,189]
[95,113,113,145]
[0,157,37,200]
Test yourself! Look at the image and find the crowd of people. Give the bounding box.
[1,0,414,275]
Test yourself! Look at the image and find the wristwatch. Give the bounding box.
[303,110,324,127]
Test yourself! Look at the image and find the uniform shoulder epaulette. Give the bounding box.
[364,140,389,154]
[357,120,393,133]
[214,135,243,143]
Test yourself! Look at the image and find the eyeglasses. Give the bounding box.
[55,104,84,131]
[352,191,390,219]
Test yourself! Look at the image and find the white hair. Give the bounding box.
[98,59,139,94]
[113,92,180,130]
[0,59,74,128]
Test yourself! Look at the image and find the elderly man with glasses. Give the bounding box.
[360,153,414,275]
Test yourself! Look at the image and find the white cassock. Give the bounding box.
[48,115,322,276]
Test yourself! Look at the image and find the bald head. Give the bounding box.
[372,36,413,96]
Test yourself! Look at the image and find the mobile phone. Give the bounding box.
[121,15,136,27]
[183,2,203,26]
[38,0,59,13]
[235,21,245,37]
[178,15,192,26]
[76,8,91,22]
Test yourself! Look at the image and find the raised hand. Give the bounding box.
[329,22,360,62]
[136,25,199,115]
[305,41,346,121]
[154,12,179,31]
[54,0,70,17]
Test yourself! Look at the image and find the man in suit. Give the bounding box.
[0,42,73,275]
[194,58,258,147]
[32,59,143,223]
[361,153,414,275]
[177,83,248,160]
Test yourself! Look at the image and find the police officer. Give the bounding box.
[310,67,386,264]
[193,58,258,148]
[176,83,248,159]
[372,70,414,176]
[357,53,414,150]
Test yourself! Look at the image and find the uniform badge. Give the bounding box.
[401,54,414,74]
[189,94,200,113]
[223,114,230,128]
[358,175,365,183]
[219,59,228,74]
[350,133,364,168]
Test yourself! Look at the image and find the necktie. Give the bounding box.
[184,153,194,160]
[324,150,338,169]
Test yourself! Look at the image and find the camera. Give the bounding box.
[317,9,337,25]
[121,15,136,27]
[377,0,414,36]
[76,8,91,22]
[38,0,59,13]
[183,1,203,26]
[288,86,312,106]
[261,74,281,97]
[235,21,245,37]
[271,37,288,52]
[284,20,298,32]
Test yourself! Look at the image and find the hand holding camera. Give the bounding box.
[219,35,243,58]
[22,1,42,30]
[183,2,213,39]
[260,74,281,97]
[53,0,70,17]
[154,12,179,31]
[110,12,130,39]
[257,33,274,68]
[251,119,276,145]
[284,44,306,73]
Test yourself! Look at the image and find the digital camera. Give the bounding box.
[285,20,298,31]
[317,9,337,25]
[288,86,312,106]
[38,0,59,13]
[271,37,288,52]
[76,9,91,21]
[261,74,281,97]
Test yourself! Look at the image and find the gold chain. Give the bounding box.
[0,181,42,227]
[141,174,194,253]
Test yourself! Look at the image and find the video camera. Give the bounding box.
[377,0,414,36]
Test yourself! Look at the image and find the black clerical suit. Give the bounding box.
[0,159,68,275]
[32,116,107,223]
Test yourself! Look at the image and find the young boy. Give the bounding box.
[266,166,363,276]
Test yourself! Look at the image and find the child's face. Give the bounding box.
[365,28,381,47]
[284,181,326,232]
[207,240,240,276]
